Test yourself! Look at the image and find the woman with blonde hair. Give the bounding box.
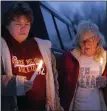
[59,20,107,110]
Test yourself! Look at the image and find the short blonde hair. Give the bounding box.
[74,20,106,48]
[73,20,107,62]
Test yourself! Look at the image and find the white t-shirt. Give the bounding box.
[73,55,102,110]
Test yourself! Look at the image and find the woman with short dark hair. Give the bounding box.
[1,1,62,111]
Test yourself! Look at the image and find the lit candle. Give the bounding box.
[30,60,43,82]
[99,57,103,75]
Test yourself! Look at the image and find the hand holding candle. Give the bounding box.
[96,57,106,88]
[30,60,43,82]
[99,57,103,75]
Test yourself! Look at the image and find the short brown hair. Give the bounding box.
[3,1,34,26]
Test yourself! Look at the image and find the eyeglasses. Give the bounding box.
[80,36,96,46]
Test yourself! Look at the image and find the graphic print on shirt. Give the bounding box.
[12,55,45,75]
[78,66,100,88]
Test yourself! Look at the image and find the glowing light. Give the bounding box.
[100,57,103,65]
[99,57,103,75]
[30,60,43,82]
[36,60,43,72]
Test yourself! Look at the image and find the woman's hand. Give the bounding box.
[24,79,33,92]
[96,76,107,88]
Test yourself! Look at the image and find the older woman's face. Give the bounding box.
[7,15,31,43]
[80,31,99,56]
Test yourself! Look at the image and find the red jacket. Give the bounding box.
[59,51,107,110]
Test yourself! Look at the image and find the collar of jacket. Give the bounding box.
[71,48,107,74]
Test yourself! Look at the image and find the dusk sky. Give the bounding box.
[46,1,106,25]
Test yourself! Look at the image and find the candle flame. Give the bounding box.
[100,57,103,65]
[36,60,43,71]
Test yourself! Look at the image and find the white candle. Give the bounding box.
[99,57,103,76]
[30,60,43,82]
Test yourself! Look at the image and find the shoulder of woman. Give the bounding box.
[34,37,52,48]
[70,48,81,59]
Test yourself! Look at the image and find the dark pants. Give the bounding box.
[17,96,46,111]
[1,96,18,111]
